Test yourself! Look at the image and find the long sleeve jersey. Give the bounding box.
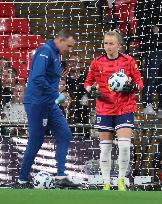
[84,53,143,115]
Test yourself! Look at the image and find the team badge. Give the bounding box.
[43,119,48,127]
[97,117,101,124]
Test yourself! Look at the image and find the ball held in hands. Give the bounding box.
[122,80,138,93]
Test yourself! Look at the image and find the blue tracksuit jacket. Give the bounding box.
[24,39,61,104]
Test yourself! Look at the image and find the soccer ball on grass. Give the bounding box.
[33,171,54,189]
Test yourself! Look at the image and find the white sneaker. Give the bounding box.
[143,104,156,115]
[157,109,162,118]
[18,179,28,184]
[55,175,68,180]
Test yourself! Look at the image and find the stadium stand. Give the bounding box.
[0,2,45,82]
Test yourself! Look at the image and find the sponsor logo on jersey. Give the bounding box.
[40,54,48,59]
[119,68,125,73]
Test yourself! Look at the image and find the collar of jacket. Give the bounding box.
[46,39,59,54]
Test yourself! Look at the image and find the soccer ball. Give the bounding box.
[33,171,54,189]
[108,71,128,92]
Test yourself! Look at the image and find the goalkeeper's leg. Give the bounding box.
[95,115,114,190]
[116,128,132,191]
[99,131,113,190]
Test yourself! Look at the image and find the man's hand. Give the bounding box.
[121,81,138,93]
[62,66,72,77]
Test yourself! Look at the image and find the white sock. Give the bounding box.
[99,140,112,184]
[118,138,131,179]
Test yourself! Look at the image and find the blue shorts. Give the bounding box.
[94,113,134,132]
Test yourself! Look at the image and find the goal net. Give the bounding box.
[0,0,161,188]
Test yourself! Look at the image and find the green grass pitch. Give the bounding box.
[0,189,162,204]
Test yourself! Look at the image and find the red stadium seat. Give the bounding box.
[0,3,16,18]
[0,35,10,49]
[0,18,29,34]
[26,49,36,67]
[0,48,29,82]
[0,34,44,50]
[16,62,29,83]
[0,48,28,64]
[8,34,45,50]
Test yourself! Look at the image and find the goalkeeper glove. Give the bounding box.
[86,86,102,99]
[122,81,138,93]
[55,94,65,104]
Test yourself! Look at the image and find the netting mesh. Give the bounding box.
[0,0,162,187]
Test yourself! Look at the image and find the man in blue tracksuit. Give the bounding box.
[18,30,76,185]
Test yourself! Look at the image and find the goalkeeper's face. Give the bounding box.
[104,35,120,56]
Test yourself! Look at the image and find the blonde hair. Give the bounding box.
[104,29,123,45]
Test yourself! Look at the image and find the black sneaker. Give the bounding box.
[55,177,82,189]
[13,181,33,189]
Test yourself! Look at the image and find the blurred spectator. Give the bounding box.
[107,0,113,8]
[1,67,17,88]
[157,63,162,118]
[82,0,112,25]
[98,0,115,26]
[1,84,27,123]
[1,84,27,136]
[0,59,11,111]
[136,0,162,116]
[113,0,138,35]
[0,58,10,75]
[65,55,90,124]
[127,38,139,57]
[89,109,99,138]
[126,38,144,71]
[59,78,74,121]
[0,67,18,107]
[62,54,91,138]
[160,137,162,185]
[59,89,74,124]
[59,78,67,93]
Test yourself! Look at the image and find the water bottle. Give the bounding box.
[55,94,65,104]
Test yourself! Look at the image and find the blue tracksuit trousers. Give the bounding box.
[19,103,72,181]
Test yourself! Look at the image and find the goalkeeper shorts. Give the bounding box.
[94,112,134,132]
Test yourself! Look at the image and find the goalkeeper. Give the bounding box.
[18,30,76,187]
[84,30,143,191]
